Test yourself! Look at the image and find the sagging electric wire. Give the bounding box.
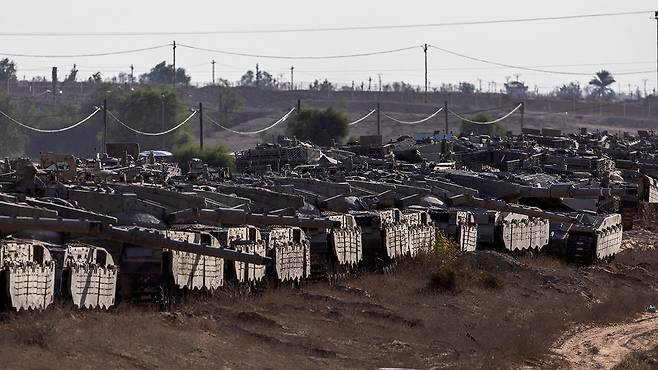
[449,103,523,125]
[348,109,377,126]
[0,10,651,36]
[382,107,443,125]
[0,44,171,58]
[206,107,296,135]
[428,44,656,76]
[0,107,101,133]
[178,43,420,60]
[108,110,197,136]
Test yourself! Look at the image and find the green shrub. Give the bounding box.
[172,144,234,169]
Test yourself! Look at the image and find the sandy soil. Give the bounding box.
[552,313,658,370]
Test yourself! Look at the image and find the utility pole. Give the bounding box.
[199,102,204,149]
[172,41,176,88]
[477,78,482,93]
[444,100,448,135]
[655,11,658,96]
[368,77,372,91]
[211,60,216,85]
[130,64,134,86]
[423,43,428,103]
[256,63,260,87]
[520,101,525,134]
[376,102,381,137]
[102,99,107,153]
[643,79,648,97]
[290,66,294,90]
[378,73,382,92]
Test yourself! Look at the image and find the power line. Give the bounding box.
[292,61,657,74]
[0,107,101,133]
[0,10,651,36]
[428,44,656,76]
[178,43,420,60]
[205,108,295,135]
[108,109,198,136]
[0,44,170,58]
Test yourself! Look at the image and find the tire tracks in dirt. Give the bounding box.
[551,314,658,369]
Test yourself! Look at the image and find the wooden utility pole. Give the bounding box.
[376,102,381,137]
[423,44,428,103]
[102,99,107,153]
[256,63,260,87]
[130,64,134,86]
[172,41,176,88]
[199,102,204,149]
[290,66,294,90]
[211,60,216,85]
[444,100,448,134]
[655,11,658,97]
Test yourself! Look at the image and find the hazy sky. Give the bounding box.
[1,1,656,94]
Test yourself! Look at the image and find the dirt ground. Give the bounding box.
[0,231,656,369]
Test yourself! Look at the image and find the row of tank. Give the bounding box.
[0,193,624,311]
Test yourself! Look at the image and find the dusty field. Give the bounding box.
[0,233,656,369]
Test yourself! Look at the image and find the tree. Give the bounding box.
[458,82,475,94]
[217,84,242,125]
[460,112,507,137]
[556,82,582,99]
[0,93,26,156]
[0,58,17,82]
[286,107,350,146]
[88,72,102,84]
[589,70,616,99]
[240,70,255,86]
[95,86,192,150]
[309,79,334,92]
[64,64,78,83]
[139,61,191,85]
[240,69,276,88]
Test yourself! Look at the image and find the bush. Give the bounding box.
[427,267,459,293]
[172,144,234,170]
[480,273,503,290]
[286,107,349,146]
[460,112,507,137]
[432,228,461,264]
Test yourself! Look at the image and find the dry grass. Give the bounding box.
[614,345,658,370]
[0,245,655,368]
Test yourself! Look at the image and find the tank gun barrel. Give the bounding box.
[449,195,577,224]
[169,208,340,229]
[0,216,270,265]
[102,227,270,265]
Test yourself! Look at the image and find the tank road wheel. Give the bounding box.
[566,234,595,265]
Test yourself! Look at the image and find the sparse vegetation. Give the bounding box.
[172,144,234,169]
[460,111,508,137]
[286,107,350,146]
[427,267,460,293]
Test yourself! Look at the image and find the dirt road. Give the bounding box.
[552,314,658,369]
